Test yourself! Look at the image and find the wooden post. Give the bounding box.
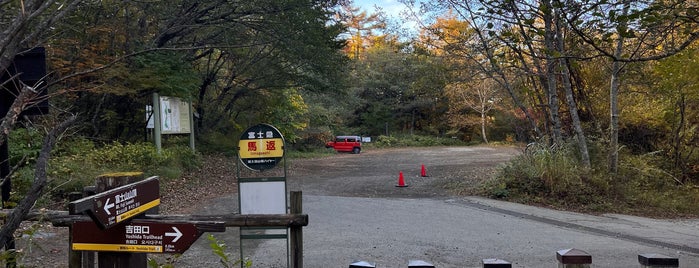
[638,253,678,268]
[408,260,434,267]
[482,258,512,268]
[68,190,89,268]
[556,248,591,268]
[94,172,147,268]
[82,185,96,268]
[152,93,162,154]
[289,191,303,268]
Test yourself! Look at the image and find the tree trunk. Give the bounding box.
[672,93,686,172]
[609,2,631,174]
[555,5,590,168]
[609,60,622,174]
[461,0,543,139]
[480,109,488,144]
[542,0,562,144]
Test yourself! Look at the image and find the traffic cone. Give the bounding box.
[420,164,428,177]
[395,171,408,187]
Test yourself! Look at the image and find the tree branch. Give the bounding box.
[0,114,77,247]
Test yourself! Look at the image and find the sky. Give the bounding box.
[353,0,410,18]
[352,0,424,38]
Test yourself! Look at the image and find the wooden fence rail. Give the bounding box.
[0,210,308,228]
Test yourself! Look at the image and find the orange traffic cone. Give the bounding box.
[420,164,428,177]
[396,171,408,187]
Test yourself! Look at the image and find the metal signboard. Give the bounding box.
[238,123,285,170]
[71,220,225,254]
[69,177,160,229]
[159,96,191,134]
[240,181,286,214]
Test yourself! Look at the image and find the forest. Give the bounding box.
[1,0,699,253]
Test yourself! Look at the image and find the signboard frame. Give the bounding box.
[150,93,195,154]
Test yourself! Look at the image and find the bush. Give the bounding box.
[7,136,200,209]
[7,128,44,166]
[371,134,467,148]
[482,138,699,216]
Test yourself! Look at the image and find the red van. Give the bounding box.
[325,135,362,154]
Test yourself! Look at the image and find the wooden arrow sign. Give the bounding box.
[69,177,160,229]
[71,220,225,254]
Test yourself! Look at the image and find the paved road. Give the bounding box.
[176,146,699,267]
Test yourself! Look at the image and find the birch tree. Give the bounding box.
[563,0,699,173]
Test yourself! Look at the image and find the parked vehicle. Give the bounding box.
[325,135,362,154]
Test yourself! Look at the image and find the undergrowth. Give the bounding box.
[370,134,470,148]
[481,139,699,217]
[7,130,201,209]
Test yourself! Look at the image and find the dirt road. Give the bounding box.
[286,146,520,198]
[174,146,698,268]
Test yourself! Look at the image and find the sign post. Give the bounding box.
[67,173,229,267]
[237,123,290,267]
[151,93,195,154]
[71,220,225,254]
[69,176,160,229]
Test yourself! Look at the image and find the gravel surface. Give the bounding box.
[10,146,516,267]
[9,146,699,267]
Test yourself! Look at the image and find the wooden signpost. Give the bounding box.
[57,168,307,267]
[71,220,225,254]
[69,176,160,229]
[67,175,227,268]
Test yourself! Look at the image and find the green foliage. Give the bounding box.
[207,234,252,268]
[8,137,200,207]
[5,128,46,199]
[483,139,699,216]
[371,134,468,148]
[147,255,180,268]
[488,140,599,205]
[264,88,310,143]
[349,43,449,137]
[7,128,44,166]
[0,249,19,267]
[128,51,201,98]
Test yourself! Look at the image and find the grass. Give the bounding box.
[479,139,699,218]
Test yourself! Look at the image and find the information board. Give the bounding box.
[159,96,191,134]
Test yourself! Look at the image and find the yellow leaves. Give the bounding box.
[419,12,473,56]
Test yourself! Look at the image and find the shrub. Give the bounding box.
[371,134,467,148]
[483,138,699,216]
[7,137,200,209]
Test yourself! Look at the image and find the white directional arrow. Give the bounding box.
[103,198,114,215]
[165,227,183,242]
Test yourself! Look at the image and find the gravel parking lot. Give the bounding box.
[15,146,699,267]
